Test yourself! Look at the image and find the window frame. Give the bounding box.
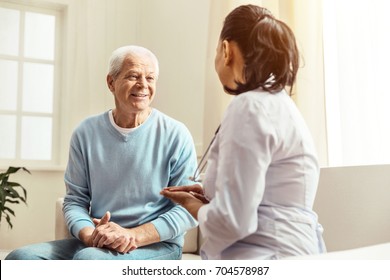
[0,1,63,168]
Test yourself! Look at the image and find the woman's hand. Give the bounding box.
[161,185,209,219]
[162,184,209,203]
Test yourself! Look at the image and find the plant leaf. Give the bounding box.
[6,166,22,174]
[5,199,20,204]
[5,213,13,229]
[5,181,22,187]
[0,166,30,228]
[4,206,15,216]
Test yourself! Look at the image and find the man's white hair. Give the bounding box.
[108,45,159,78]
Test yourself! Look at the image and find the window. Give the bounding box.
[0,2,61,167]
[323,0,390,166]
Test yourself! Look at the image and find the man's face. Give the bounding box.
[108,54,157,114]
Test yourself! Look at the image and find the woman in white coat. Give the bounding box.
[161,4,326,260]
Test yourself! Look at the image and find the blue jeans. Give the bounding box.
[5,238,182,260]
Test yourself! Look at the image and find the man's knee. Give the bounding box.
[73,247,112,260]
[5,247,42,260]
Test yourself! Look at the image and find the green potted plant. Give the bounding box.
[0,166,31,228]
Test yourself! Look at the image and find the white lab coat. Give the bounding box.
[198,89,326,259]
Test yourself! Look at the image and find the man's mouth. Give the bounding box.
[131,94,149,97]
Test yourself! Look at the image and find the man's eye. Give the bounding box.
[128,75,138,80]
[147,76,155,81]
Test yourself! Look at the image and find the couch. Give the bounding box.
[55,164,390,259]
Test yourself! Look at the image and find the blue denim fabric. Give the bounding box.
[5,238,182,260]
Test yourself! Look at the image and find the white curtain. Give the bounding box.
[323,0,390,166]
[281,0,328,166]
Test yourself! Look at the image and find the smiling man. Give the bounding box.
[6,46,198,260]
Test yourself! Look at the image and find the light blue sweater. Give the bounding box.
[63,109,198,246]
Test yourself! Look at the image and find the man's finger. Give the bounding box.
[125,237,138,253]
[98,211,111,226]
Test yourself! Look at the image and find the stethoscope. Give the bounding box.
[190,124,221,182]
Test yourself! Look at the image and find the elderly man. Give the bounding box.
[6,46,198,260]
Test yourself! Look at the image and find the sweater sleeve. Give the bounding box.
[63,132,94,239]
[151,125,199,241]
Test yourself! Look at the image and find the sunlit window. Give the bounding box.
[323,0,390,166]
[0,3,60,166]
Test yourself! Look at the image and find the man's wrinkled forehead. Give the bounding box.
[122,54,158,75]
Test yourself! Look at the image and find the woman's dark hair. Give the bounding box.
[220,5,299,95]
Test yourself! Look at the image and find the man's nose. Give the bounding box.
[137,76,148,88]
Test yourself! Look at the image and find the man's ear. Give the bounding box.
[107,75,115,92]
[222,40,232,66]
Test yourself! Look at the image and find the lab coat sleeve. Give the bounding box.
[198,96,278,259]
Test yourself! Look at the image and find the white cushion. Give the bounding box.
[284,242,390,259]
